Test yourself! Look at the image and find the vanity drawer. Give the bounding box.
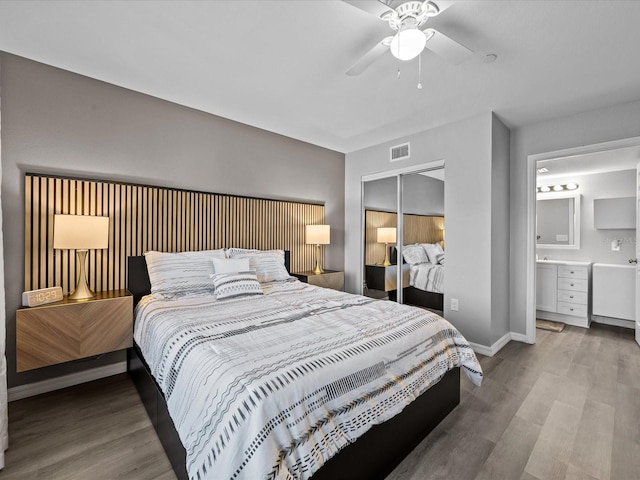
[557,302,588,317]
[557,290,588,305]
[558,278,588,292]
[558,265,588,280]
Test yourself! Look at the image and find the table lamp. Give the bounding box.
[53,214,110,300]
[306,224,330,274]
[377,227,396,266]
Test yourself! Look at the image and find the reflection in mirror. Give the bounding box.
[361,168,444,311]
[536,193,580,249]
[362,177,397,301]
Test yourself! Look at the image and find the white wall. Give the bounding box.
[510,99,640,336]
[346,113,510,349]
[363,174,444,215]
[537,169,636,264]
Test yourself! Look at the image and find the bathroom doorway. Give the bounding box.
[526,137,640,344]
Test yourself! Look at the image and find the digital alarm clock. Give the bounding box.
[22,286,64,307]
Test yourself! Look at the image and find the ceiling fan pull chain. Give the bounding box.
[418,54,423,89]
[397,33,402,79]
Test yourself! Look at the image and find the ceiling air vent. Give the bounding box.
[390,142,410,162]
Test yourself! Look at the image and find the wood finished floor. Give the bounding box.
[2,323,639,480]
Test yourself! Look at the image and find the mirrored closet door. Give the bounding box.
[361,164,444,312]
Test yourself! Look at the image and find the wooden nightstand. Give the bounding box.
[292,270,345,291]
[365,264,410,292]
[16,289,133,372]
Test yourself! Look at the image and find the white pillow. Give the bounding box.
[144,249,226,296]
[212,257,250,274]
[227,250,289,282]
[212,271,264,300]
[422,243,443,264]
[227,248,285,261]
[402,244,429,265]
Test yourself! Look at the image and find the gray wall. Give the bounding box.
[510,99,640,337]
[536,169,636,263]
[490,116,511,343]
[363,174,444,215]
[346,113,511,349]
[0,53,345,388]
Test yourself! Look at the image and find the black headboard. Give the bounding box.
[127,251,291,306]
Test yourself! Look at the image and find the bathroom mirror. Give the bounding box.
[536,193,580,249]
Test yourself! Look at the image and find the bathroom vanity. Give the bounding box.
[536,260,592,328]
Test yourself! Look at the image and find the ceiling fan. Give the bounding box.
[344,0,473,76]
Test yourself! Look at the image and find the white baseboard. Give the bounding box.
[8,361,127,402]
[469,331,531,357]
[510,332,530,343]
[590,314,635,330]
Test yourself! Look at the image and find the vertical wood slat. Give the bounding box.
[364,210,444,266]
[25,174,325,292]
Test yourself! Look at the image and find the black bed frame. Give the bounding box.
[390,247,444,312]
[126,254,460,480]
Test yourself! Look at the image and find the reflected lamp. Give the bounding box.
[377,227,397,266]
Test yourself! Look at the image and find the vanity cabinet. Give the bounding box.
[536,261,592,328]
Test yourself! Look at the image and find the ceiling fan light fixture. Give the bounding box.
[390,26,427,61]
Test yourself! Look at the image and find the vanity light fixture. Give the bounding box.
[536,183,579,193]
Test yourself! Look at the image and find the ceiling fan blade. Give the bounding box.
[342,0,394,20]
[346,37,392,76]
[423,28,472,65]
[430,0,456,15]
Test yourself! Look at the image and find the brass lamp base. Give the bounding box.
[313,244,324,274]
[382,242,391,266]
[68,250,95,301]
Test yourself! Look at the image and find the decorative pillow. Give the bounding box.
[422,243,444,264]
[212,257,250,274]
[402,244,429,265]
[227,248,285,261]
[227,249,289,282]
[212,271,264,300]
[144,249,226,296]
[435,252,445,265]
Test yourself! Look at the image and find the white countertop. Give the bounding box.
[592,263,635,269]
[536,260,592,267]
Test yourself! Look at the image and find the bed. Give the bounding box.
[390,246,444,312]
[127,250,481,480]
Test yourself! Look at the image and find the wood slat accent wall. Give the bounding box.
[365,210,444,265]
[25,174,324,293]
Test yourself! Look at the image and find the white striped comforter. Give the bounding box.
[409,262,444,294]
[134,280,482,480]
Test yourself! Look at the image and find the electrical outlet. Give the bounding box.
[451,298,459,311]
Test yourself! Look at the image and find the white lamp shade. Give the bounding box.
[53,215,110,250]
[377,227,397,244]
[306,224,330,245]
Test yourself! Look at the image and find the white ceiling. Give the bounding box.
[1,0,640,153]
[537,146,640,181]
